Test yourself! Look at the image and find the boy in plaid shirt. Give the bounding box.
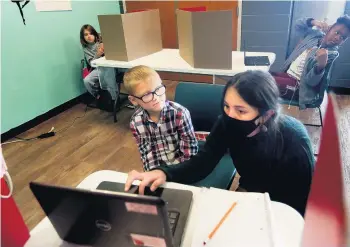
[124,65,198,171]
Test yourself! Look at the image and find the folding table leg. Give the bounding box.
[113,98,118,123]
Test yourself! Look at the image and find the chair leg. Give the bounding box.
[318,106,323,127]
[113,98,118,123]
[226,169,237,190]
[113,81,122,123]
[304,107,323,128]
[113,93,120,123]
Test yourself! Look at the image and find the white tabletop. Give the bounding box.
[91,49,275,76]
[25,170,303,247]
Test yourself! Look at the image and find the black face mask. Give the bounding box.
[222,111,260,139]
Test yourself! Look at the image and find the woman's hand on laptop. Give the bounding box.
[125,170,166,195]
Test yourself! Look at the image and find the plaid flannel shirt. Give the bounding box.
[130,101,198,171]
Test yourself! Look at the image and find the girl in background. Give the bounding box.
[80,24,104,99]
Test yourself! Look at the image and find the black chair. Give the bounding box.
[174,82,236,190]
[280,98,323,127]
[81,59,127,122]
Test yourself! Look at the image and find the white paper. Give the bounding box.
[191,189,274,247]
[35,0,72,12]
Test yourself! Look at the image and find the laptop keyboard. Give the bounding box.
[168,211,180,235]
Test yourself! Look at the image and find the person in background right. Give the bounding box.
[272,15,350,109]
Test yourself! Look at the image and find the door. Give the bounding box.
[178,1,238,50]
[125,1,177,49]
[241,1,293,72]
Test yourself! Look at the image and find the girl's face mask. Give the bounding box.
[222,112,260,138]
[222,110,275,138]
[222,86,275,138]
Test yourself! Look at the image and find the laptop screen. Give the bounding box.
[30,182,171,246]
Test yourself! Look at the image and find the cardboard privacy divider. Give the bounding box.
[98,9,163,62]
[176,8,233,70]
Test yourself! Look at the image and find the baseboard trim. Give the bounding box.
[1,93,89,142]
[329,86,350,95]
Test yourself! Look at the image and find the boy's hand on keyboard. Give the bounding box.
[125,170,166,195]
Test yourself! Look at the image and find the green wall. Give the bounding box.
[1,1,120,133]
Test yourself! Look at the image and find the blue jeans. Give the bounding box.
[83,69,99,98]
[83,67,119,100]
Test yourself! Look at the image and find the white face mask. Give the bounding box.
[1,149,13,199]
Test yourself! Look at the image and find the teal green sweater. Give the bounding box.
[157,115,315,216]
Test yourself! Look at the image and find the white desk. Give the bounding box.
[91,49,275,83]
[25,170,303,247]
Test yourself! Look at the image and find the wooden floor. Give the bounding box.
[2,80,350,231]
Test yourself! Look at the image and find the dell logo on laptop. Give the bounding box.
[95,220,112,231]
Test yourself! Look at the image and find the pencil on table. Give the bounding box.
[203,201,237,246]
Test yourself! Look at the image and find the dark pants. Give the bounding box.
[272,72,299,101]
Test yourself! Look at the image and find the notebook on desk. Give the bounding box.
[191,188,276,247]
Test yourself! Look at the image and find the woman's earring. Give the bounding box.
[261,125,268,132]
[260,110,275,132]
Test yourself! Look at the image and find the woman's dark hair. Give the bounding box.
[222,70,283,158]
[80,24,100,47]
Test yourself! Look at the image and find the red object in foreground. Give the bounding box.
[1,177,30,247]
[133,239,145,246]
[82,68,90,79]
[302,94,347,247]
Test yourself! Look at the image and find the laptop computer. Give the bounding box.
[243,41,270,66]
[30,181,193,247]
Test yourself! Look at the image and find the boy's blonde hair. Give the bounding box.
[124,65,160,95]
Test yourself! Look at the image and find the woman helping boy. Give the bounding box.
[125,70,315,216]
